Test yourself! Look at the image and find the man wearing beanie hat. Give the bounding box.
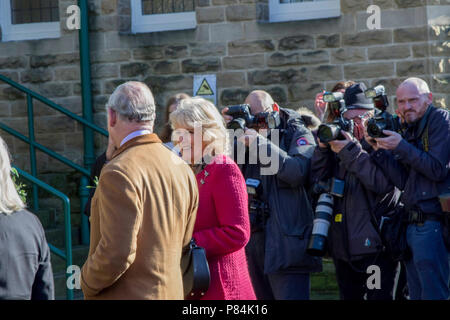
[310,82,401,300]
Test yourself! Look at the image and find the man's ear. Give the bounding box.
[426,92,433,105]
[108,108,117,128]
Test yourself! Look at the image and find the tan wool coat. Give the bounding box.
[81,134,198,299]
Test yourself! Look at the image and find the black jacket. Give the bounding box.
[237,108,322,274]
[372,105,450,214]
[311,137,401,262]
[0,209,54,300]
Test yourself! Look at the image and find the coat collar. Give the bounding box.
[111,133,162,160]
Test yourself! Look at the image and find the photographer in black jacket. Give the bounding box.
[311,83,400,300]
[222,90,321,300]
[369,77,449,300]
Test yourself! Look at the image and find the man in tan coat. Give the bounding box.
[81,81,198,299]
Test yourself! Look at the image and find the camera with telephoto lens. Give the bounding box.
[365,85,401,138]
[306,178,345,257]
[225,104,280,131]
[307,178,345,257]
[317,93,354,143]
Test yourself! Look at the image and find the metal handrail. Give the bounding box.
[13,166,74,300]
[0,74,109,300]
[0,74,108,136]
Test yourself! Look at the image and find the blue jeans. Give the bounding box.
[405,220,450,300]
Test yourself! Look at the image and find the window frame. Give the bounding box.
[130,0,197,34]
[269,0,341,23]
[0,1,60,42]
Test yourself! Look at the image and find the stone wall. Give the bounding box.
[0,0,448,212]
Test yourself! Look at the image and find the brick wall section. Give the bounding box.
[0,0,448,189]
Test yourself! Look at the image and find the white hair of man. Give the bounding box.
[106,81,156,125]
[0,136,25,215]
[400,77,431,95]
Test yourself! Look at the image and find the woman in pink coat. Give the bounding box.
[170,97,256,300]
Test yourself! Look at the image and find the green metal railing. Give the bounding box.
[0,73,108,299]
[13,166,74,300]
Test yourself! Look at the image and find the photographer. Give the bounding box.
[311,83,399,300]
[368,77,450,300]
[222,90,322,300]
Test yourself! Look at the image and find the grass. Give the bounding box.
[310,258,340,300]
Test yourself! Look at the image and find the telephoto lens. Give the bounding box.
[307,193,334,257]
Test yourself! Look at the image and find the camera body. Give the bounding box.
[317,92,354,143]
[225,104,280,131]
[246,178,269,233]
[323,91,346,118]
[365,85,401,138]
[317,117,354,143]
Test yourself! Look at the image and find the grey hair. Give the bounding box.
[0,136,25,215]
[400,77,431,95]
[107,81,156,123]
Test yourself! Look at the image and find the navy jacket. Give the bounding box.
[237,108,322,274]
[372,105,450,214]
[0,209,54,300]
[311,138,401,262]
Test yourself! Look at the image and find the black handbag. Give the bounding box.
[182,238,210,298]
[379,206,411,262]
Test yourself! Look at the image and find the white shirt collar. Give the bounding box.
[120,130,152,147]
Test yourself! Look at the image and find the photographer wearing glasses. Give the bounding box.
[368,77,450,300]
[221,90,322,300]
[310,83,400,300]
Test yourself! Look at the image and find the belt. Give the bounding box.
[407,209,443,225]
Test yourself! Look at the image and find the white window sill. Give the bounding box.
[269,0,341,23]
[131,0,196,34]
[1,21,61,42]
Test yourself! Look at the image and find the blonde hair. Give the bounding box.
[0,136,25,215]
[169,97,229,157]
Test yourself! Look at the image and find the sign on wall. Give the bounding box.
[193,74,217,105]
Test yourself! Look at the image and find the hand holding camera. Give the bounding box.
[328,131,354,154]
[365,85,401,138]
[375,130,403,150]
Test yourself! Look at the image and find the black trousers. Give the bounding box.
[245,231,310,300]
[333,252,397,300]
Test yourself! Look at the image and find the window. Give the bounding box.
[269,0,340,23]
[131,0,197,34]
[0,0,60,42]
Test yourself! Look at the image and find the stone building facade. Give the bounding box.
[0,0,448,211]
[0,0,448,299]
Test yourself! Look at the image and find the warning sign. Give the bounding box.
[193,74,216,105]
[196,79,214,96]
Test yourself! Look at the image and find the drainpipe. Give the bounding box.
[78,0,95,245]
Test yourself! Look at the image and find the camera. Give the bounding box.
[317,92,354,143]
[246,178,269,233]
[365,85,401,138]
[307,193,334,257]
[307,178,345,257]
[323,91,346,118]
[317,118,354,143]
[225,104,280,131]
